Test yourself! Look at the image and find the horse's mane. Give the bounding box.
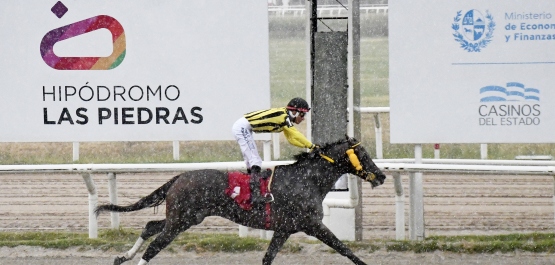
[292,139,347,164]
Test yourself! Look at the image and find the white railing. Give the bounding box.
[268,4,388,17]
[1,160,555,240]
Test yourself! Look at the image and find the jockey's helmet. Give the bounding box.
[286,97,310,113]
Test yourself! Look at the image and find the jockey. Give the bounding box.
[232,97,317,204]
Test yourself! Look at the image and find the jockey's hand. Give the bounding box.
[310,144,321,154]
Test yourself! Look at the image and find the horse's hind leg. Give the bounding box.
[137,214,203,265]
[262,231,291,265]
[113,219,166,265]
[304,223,367,265]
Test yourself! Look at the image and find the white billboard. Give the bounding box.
[0,1,270,142]
[389,0,555,143]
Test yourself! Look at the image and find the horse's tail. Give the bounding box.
[94,175,180,217]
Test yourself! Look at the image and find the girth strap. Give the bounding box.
[266,168,275,193]
[264,169,275,230]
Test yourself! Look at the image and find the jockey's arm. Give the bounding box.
[282,126,314,149]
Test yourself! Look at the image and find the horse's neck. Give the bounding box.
[300,160,345,194]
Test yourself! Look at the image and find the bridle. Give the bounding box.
[318,141,377,183]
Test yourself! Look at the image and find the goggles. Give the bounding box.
[289,110,307,118]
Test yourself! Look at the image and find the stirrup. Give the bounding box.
[263,193,274,203]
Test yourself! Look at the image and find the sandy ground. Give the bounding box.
[2,245,555,265]
[0,172,554,264]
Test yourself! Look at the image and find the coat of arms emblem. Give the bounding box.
[452,10,495,52]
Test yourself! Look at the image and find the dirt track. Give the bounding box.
[3,245,555,265]
[0,172,554,264]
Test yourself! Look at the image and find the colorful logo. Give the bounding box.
[40,1,126,70]
[452,9,495,52]
[480,82,540,102]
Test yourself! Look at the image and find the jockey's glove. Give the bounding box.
[310,144,321,153]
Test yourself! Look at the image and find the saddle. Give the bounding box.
[224,169,272,211]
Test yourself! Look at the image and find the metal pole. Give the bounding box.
[552,175,555,229]
[408,172,415,239]
[481,144,488,159]
[347,0,359,138]
[373,113,383,159]
[409,145,425,240]
[434,144,440,159]
[172,141,180,160]
[238,225,249,238]
[272,133,280,160]
[263,140,271,166]
[107,172,120,229]
[305,0,317,142]
[73,142,79,161]
[392,172,405,240]
[81,172,98,238]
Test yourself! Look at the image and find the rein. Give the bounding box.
[318,141,376,182]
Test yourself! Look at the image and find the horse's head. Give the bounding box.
[344,136,386,188]
[316,136,386,188]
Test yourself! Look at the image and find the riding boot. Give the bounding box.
[249,165,267,204]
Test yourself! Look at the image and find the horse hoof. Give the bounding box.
[113,256,128,265]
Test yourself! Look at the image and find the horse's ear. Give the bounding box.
[345,135,357,145]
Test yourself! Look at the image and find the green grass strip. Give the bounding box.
[1,229,555,254]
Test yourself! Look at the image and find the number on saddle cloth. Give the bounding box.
[224,169,273,210]
[225,172,252,210]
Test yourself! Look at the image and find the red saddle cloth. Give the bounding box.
[224,171,271,211]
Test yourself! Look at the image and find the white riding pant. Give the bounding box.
[232,117,262,169]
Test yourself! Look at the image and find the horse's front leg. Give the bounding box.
[303,223,367,265]
[262,231,291,265]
